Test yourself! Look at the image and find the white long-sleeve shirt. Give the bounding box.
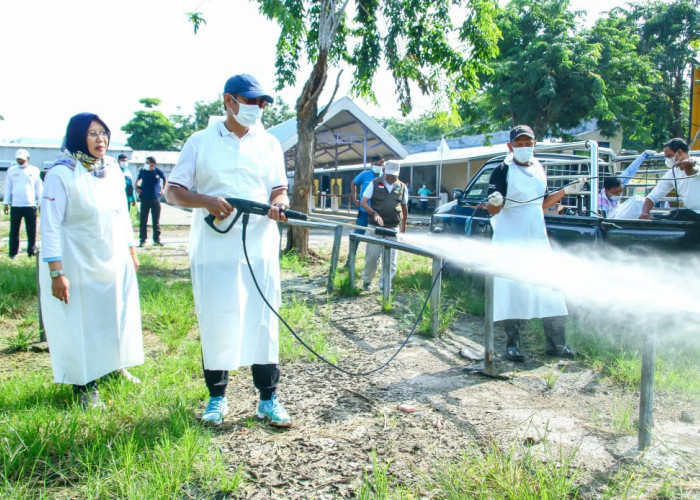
[3,163,43,207]
[646,161,700,213]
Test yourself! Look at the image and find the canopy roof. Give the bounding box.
[267,96,408,172]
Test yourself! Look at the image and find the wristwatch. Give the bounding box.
[50,269,65,279]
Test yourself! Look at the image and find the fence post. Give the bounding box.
[382,246,392,302]
[429,257,442,336]
[348,235,357,290]
[37,249,46,342]
[484,274,495,375]
[327,225,343,293]
[638,323,656,451]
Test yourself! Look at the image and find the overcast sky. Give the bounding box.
[0,0,634,143]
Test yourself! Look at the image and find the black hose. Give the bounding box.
[240,213,444,377]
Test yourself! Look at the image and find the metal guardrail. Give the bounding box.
[282,219,343,293]
[347,233,443,336]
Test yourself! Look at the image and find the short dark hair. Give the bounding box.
[664,138,689,153]
[371,154,384,163]
[146,156,157,164]
[603,176,622,190]
[118,153,128,161]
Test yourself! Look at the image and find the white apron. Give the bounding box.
[189,139,281,371]
[40,162,143,385]
[491,158,568,321]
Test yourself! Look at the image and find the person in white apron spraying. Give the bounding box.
[485,125,584,362]
[40,113,144,409]
[165,74,292,427]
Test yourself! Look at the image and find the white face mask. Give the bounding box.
[512,147,534,164]
[119,161,128,169]
[371,165,382,174]
[665,157,676,169]
[610,195,622,201]
[230,100,263,127]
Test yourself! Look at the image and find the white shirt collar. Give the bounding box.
[217,119,260,138]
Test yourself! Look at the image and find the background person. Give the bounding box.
[165,73,292,428]
[118,153,136,213]
[3,149,43,259]
[597,176,623,217]
[136,156,166,247]
[40,113,143,409]
[417,184,432,214]
[639,138,700,220]
[486,125,583,362]
[351,154,383,234]
[360,160,408,292]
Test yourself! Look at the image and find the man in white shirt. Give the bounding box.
[3,149,43,258]
[640,137,700,219]
[165,73,292,428]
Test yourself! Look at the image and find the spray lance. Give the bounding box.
[204,197,398,238]
[203,197,439,377]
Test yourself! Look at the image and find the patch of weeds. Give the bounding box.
[332,268,361,297]
[542,364,562,390]
[357,450,415,499]
[280,249,311,276]
[4,324,34,353]
[279,295,337,363]
[381,295,394,313]
[611,400,636,434]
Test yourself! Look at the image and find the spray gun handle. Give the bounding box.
[204,197,308,233]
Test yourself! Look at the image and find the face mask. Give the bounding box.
[610,195,622,201]
[665,157,676,169]
[119,161,128,169]
[230,101,263,127]
[372,165,382,174]
[512,147,534,164]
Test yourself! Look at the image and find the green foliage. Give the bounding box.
[261,99,296,128]
[278,295,337,363]
[122,98,178,151]
[628,0,700,147]
[465,0,605,139]
[379,110,463,144]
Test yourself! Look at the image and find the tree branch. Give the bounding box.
[318,69,344,123]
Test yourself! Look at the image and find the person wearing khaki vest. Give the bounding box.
[360,160,408,292]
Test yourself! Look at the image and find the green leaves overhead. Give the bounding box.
[255,0,501,115]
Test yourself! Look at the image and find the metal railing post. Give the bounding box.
[429,257,442,336]
[37,249,45,342]
[484,274,495,375]
[382,245,392,302]
[638,323,656,451]
[327,225,343,293]
[348,234,358,290]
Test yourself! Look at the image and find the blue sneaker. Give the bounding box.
[200,396,228,426]
[256,394,292,427]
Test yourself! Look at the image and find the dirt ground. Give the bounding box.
[4,224,700,498]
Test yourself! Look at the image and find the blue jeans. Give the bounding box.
[354,210,369,234]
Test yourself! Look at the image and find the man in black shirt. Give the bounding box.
[136,156,167,247]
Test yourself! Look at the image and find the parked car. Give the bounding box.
[430,146,700,252]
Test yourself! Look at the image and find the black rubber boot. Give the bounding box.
[543,316,579,359]
[504,320,525,362]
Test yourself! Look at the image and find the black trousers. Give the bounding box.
[9,206,37,257]
[501,316,567,347]
[204,364,279,400]
[139,198,161,243]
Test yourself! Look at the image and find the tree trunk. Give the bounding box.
[286,50,329,256]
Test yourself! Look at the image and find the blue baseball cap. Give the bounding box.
[224,74,274,104]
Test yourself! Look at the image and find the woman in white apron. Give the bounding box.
[486,125,584,362]
[40,113,143,409]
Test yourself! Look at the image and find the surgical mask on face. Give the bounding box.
[119,161,128,169]
[610,195,622,202]
[230,101,263,127]
[512,147,534,164]
[371,165,382,174]
[665,157,676,169]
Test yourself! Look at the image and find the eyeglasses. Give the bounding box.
[86,131,109,139]
[232,95,268,109]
